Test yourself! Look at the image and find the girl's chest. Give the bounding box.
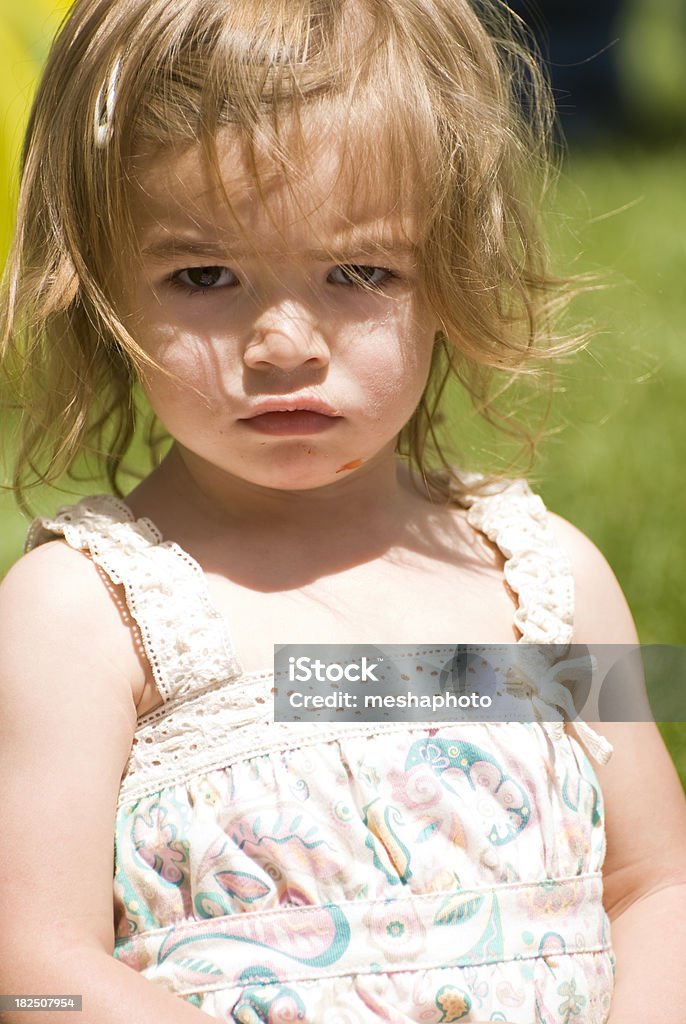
[202,556,519,675]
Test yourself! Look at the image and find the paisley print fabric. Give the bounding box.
[25,483,616,1023]
[111,723,614,1023]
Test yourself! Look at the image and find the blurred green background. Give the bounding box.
[1,1,685,779]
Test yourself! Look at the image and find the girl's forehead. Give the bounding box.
[128,127,416,254]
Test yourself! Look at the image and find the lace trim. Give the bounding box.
[25,495,241,703]
[120,686,558,806]
[450,473,574,646]
[120,646,613,804]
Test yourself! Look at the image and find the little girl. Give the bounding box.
[1,1,685,1022]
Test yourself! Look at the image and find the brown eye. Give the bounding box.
[175,266,236,289]
[328,265,393,288]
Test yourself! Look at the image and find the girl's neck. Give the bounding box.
[127,443,435,546]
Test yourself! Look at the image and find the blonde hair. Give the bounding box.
[1,0,576,511]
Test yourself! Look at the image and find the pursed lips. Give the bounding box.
[239,397,343,435]
[241,396,341,418]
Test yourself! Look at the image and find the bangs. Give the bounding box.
[124,107,423,301]
[103,0,442,282]
[82,0,542,318]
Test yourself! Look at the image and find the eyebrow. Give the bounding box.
[142,239,234,261]
[140,236,418,263]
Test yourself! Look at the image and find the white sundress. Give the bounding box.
[26,477,615,1023]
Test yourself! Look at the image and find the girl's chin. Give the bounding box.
[225,449,375,491]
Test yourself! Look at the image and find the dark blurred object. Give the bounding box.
[506,0,627,144]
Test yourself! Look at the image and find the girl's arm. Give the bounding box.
[595,722,686,1024]
[0,542,208,1024]
[552,515,686,1024]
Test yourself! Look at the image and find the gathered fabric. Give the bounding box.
[26,477,615,1023]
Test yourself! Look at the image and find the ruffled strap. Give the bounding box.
[457,473,574,645]
[25,495,241,705]
[450,471,613,765]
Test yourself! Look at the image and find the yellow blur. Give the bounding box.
[0,1,72,263]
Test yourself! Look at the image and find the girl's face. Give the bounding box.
[122,128,440,492]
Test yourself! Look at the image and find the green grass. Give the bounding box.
[538,145,686,647]
[544,146,686,784]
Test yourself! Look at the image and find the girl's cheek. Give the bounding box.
[353,323,435,391]
[141,328,236,386]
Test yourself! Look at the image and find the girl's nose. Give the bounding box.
[243,299,330,373]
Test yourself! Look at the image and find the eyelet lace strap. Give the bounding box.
[446,471,613,765]
[449,472,574,646]
[25,495,241,704]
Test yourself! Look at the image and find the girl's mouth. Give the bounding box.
[239,410,342,436]
[239,397,343,435]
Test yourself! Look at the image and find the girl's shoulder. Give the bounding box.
[0,529,149,712]
[18,494,241,713]
[544,512,638,646]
